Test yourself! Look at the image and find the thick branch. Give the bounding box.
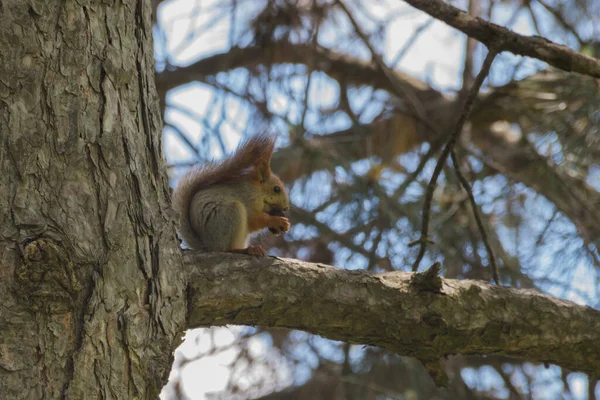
[155,41,443,104]
[400,0,600,78]
[185,253,600,377]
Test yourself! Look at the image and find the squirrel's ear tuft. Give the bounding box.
[254,160,271,183]
[246,134,275,182]
[256,134,275,160]
[236,133,275,182]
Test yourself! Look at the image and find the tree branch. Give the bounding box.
[399,0,600,78]
[184,253,600,379]
[154,41,443,107]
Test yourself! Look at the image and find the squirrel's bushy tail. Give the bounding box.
[172,134,276,246]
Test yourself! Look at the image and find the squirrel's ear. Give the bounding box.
[254,160,271,183]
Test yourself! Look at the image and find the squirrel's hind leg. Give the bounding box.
[190,199,249,251]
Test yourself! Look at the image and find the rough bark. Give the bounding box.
[185,253,600,379]
[0,1,185,398]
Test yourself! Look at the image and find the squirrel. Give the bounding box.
[172,134,291,256]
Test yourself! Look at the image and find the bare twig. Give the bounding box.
[461,0,480,90]
[298,3,321,134]
[451,149,499,284]
[412,49,498,272]
[398,0,600,78]
[535,0,584,45]
[440,0,500,284]
[392,143,438,199]
[390,18,435,68]
[335,0,427,120]
[164,120,202,159]
[535,209,560,247]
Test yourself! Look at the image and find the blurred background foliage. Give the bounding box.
[153,0,600,398]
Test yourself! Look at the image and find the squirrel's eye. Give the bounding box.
[274,186,281,193]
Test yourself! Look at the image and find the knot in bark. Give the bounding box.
[14,238,82,312]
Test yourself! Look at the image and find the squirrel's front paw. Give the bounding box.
[267,216,290,235]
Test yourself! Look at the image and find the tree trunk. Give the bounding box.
[0,1,185,398]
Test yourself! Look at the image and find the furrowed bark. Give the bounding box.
[0,1,185,398]
[185,253,600,378]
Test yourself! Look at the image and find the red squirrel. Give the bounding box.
[172,134,290,256]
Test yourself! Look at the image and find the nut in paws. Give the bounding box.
[268,216,290,235]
